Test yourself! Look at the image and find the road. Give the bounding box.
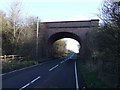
[2,53,79,89]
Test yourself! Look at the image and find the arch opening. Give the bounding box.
[52,38,80,58]
[64,38,80,53]
[47,32,82,57]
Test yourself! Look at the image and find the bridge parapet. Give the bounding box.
[45,19,99,29]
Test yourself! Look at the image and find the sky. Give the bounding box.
[0,0,102,21]
[0,0,103,53]
[64,38,80,53]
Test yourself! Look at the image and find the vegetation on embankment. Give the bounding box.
[77,60,111,88]
[77,0,120,88]
[2,58,53,73]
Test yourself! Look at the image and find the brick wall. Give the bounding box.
[45,19,99,28]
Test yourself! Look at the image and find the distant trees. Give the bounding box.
[53,39,67,57]
[67,49,75,53]
[1,1,46,59]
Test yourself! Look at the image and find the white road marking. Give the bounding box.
[60,59,68,64]
[1,59,57,76]
[31,76,40,83]
[49,64,59,71]
[60,53,75,64]
[1,64,40,76]
[64,59,67,61]
[75,60,79,89]
[60,61,64,64]
[19,76,41,90]
[19,83,30,89]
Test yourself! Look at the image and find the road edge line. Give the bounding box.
[1,59,57,76]
[1,64,39,76]
[75,60,79,89]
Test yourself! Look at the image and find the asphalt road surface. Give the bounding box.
[2,53,79,89]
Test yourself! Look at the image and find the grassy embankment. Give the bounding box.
[77,60,111,88]
[2,58,54,73]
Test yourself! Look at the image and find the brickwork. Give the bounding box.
[45,19,99,28]
[42,19,99,57]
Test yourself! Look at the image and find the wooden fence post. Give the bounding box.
[4,55,6,61]
[12,55,14,60]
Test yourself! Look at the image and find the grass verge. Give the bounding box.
[77,60,111,88]
[2,58,53,73]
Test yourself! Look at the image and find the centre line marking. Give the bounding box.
[19,76,41,90]
[60,61,64,64]
[49,64,59,71]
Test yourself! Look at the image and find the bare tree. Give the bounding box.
[99,0,120,26]
[8,0,23,43]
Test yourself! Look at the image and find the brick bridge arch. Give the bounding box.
[47,32,81,57]
[42,19,99,58]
